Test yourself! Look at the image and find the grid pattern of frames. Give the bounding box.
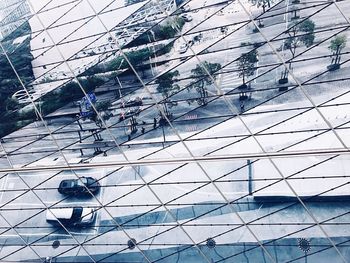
[0,0,349,262]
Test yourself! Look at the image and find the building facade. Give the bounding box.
[0,0,30,39]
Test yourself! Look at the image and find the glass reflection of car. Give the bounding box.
[121,97,143,108]
[181,13,193,22]
[58,177,100,195]
[46,207,96,227]
[119,108,141,121]
[178,42,188,54]
[180,5,190,12]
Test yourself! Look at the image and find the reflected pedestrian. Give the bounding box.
[153,118,157,128]
[240,101,245,113]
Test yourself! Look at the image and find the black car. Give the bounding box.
[58,177,100,195]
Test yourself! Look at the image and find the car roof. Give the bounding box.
[81,208,94,219]
[46,207,76,220]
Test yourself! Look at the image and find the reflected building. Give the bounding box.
[0,0,350,262]
[27,0,176,100]
[0,0,30,39]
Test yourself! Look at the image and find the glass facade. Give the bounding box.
[0,0,349,262]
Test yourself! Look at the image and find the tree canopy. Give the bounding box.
[189,61,222,105]
[190,61,222,87]
[238,50,258,83]
[285,19,315,57]
[155,71,180,98]
[329,34,347,53]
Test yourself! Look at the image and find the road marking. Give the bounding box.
[0,175,9,204]
[2,203,46,206]
[7,171,61,179]
[186,125,198,132]
[95,168,108,235]
[66,231,96,235]
[185,114,197,120]
[44,202,100,206]
[0,233,71,237]
[7,171,99,181]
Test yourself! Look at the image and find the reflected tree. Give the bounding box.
[155,70,180,124]
[238,50,258,85]
[189,61,221,106]
[238,50,258,100]
[328,34,347,71]
[280,19,315,83]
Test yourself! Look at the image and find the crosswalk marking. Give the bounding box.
[186,125,198,132]
[185,114,198,120]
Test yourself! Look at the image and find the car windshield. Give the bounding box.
[77,177,88,186]
[62,180,75,188]
[86,178,96,186]
[71,207,83,222]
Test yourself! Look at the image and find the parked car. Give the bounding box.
[121,97,143,108]
[192,33,202,43]
[180,5,190,12]
[178,42,188,54]
[46,207,96,227]
[58,177,100,195]
[119,108,141,121]
[181,14,193,22]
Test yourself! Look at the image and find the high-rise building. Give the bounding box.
[0,0,30,39]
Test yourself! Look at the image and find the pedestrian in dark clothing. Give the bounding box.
[153,118,157,128]
[240,101,245,113]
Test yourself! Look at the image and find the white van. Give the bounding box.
[46,207,95,227]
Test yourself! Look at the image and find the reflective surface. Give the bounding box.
[0,0,349,262]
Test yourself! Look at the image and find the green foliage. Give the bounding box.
[95,100,111,112]
[107,48,151,72]
[39,76,105,116]
[0,120,19,138]
[189,61,221,105]
[156,42,175,56]
[191,61,222,86]
[0,21,34,137]
[238,50,258,83]
[126,49,152,68]
[17,108,36,121]
[329,34,347,53]
[0,35,34,111]
[156,71,180,98]
[153,16,185,41]
[298,19,315,32]
[5,97,19,111]
[298,19,315,47]
[285,19,315,57]
[126,16,185,48]
[89,16,186,76]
